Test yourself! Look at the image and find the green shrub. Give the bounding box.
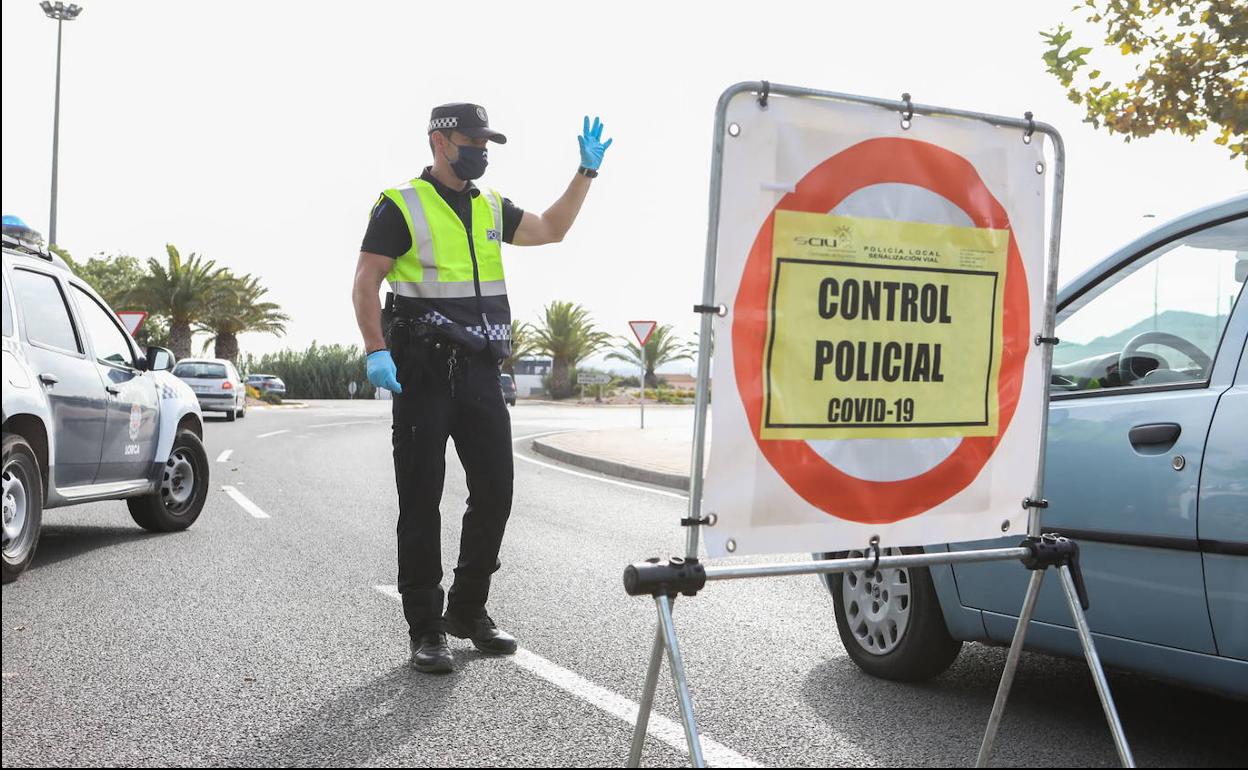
[243,341,375,400]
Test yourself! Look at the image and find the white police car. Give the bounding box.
[2,217,208,583]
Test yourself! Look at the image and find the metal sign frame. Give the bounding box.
[620,82,1135,768]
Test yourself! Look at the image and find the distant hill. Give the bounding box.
[1055,310,1230,364]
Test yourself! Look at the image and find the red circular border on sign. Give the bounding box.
[732,137,1030,524]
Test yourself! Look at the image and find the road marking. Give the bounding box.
[221,485,270,519]
[372,585,760,767]
[513,452,688,501]
[307,419,384,426]
[216,449,233,463]
[256,430,289,439]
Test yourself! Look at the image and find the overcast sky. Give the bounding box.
[3,0,1244,372]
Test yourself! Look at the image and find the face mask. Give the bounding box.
[445,142,488,181]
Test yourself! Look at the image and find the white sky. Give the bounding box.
[3,0,1244,372]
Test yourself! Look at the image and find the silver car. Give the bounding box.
[2,226,208,584]
[173,358,247,421]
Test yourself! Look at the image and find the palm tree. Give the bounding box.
[531,301,612,399]
[197,271,290,363]
[502,319,537,375]
[126,244,225,359]
[606,324,694,388]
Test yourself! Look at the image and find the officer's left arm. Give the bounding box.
[513,116,612,247]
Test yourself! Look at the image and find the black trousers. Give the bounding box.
[390,340,513,638]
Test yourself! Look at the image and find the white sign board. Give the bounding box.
[701,92,1049,557]
[578,373,611,385]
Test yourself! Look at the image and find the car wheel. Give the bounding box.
[2,433,43,584]
[128,430,209,532]
[824,546,962,681]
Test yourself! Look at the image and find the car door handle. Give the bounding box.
[38,372,59,386]
[1129,422,1181,447]
[105,385,121,396]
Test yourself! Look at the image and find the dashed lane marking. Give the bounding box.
[221,485,270,519]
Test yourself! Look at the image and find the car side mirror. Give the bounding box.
[145,346,176,372]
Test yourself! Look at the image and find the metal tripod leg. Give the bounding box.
[656,594,706,768]
[976,569,1045,767]
[1058,564,1135,768]
[627,626,667,768]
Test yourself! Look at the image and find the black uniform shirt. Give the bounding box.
[360,167,525,257]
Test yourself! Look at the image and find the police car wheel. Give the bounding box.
[823,547,962,681]
[127,430,209,532]
[2,433,43,584]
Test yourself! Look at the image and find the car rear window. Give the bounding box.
[175,362,228,378]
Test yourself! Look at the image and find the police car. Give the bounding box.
[2,217,209,584]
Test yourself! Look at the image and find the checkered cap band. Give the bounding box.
[428,117,459,131]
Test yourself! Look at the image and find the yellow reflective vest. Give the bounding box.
[380,177,512,357]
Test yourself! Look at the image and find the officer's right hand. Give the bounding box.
[367,350,402,394]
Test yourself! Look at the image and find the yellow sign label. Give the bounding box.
[761,211,1009,440]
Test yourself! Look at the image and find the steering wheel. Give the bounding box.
[1119,331,1212,385]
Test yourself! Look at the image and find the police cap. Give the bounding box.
[427,103,507,144]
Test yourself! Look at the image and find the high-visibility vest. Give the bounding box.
[380,177,511,357]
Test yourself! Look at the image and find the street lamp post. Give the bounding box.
[40,1,83,248]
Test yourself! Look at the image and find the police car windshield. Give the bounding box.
[175,362,228,378]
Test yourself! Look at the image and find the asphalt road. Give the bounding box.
[2,400,1243,767]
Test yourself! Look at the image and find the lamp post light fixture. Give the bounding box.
[40,1,83,248]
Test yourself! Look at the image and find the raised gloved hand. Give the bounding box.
[366,350,402,394]
[578,116,613,170]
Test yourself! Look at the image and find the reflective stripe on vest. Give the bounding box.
[382,179,506,299]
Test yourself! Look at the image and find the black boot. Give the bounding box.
[409,632,453,673]
[444,612,517,655]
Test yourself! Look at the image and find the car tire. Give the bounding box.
[127,430,209,532]
[237,403,246,419]
[225,407,237,422]
[2,433,43,584]
[824,546,962,681]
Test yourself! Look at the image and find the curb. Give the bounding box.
[530,438,690,492]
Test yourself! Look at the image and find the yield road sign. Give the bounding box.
[629,321,657,346]
[116,311,148,337]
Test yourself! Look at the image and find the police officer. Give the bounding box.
[351,104,612,673]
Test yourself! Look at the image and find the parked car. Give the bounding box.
[246,373,286,397]
[2,224,208,584]
[822,194,1248,698]
[501,373,517,406]
[174,358,246,420]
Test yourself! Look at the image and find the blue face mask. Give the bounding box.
[446,142,488,181]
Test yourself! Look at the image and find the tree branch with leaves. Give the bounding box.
[1042,0,1247,167]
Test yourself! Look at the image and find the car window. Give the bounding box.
[11,268,81,353]
[70,285,135,368]
[2,273,13,338]
[1053,217,1247,394]
[174,362,227,378]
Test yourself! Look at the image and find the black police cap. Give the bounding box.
[427,103,507,144]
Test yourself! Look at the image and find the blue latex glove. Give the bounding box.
[366,350,402,394]
[578,115,613,170]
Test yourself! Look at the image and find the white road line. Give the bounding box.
[513,452,688,501]
[372,585,760,767]
[216,449,233,463]
[221,485,270,519]
[308,420,388,429]
[255,430,289,439]
[510,430,687,500]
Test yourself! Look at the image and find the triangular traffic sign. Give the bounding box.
[629,320,657,346]
[116,311,148,337]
